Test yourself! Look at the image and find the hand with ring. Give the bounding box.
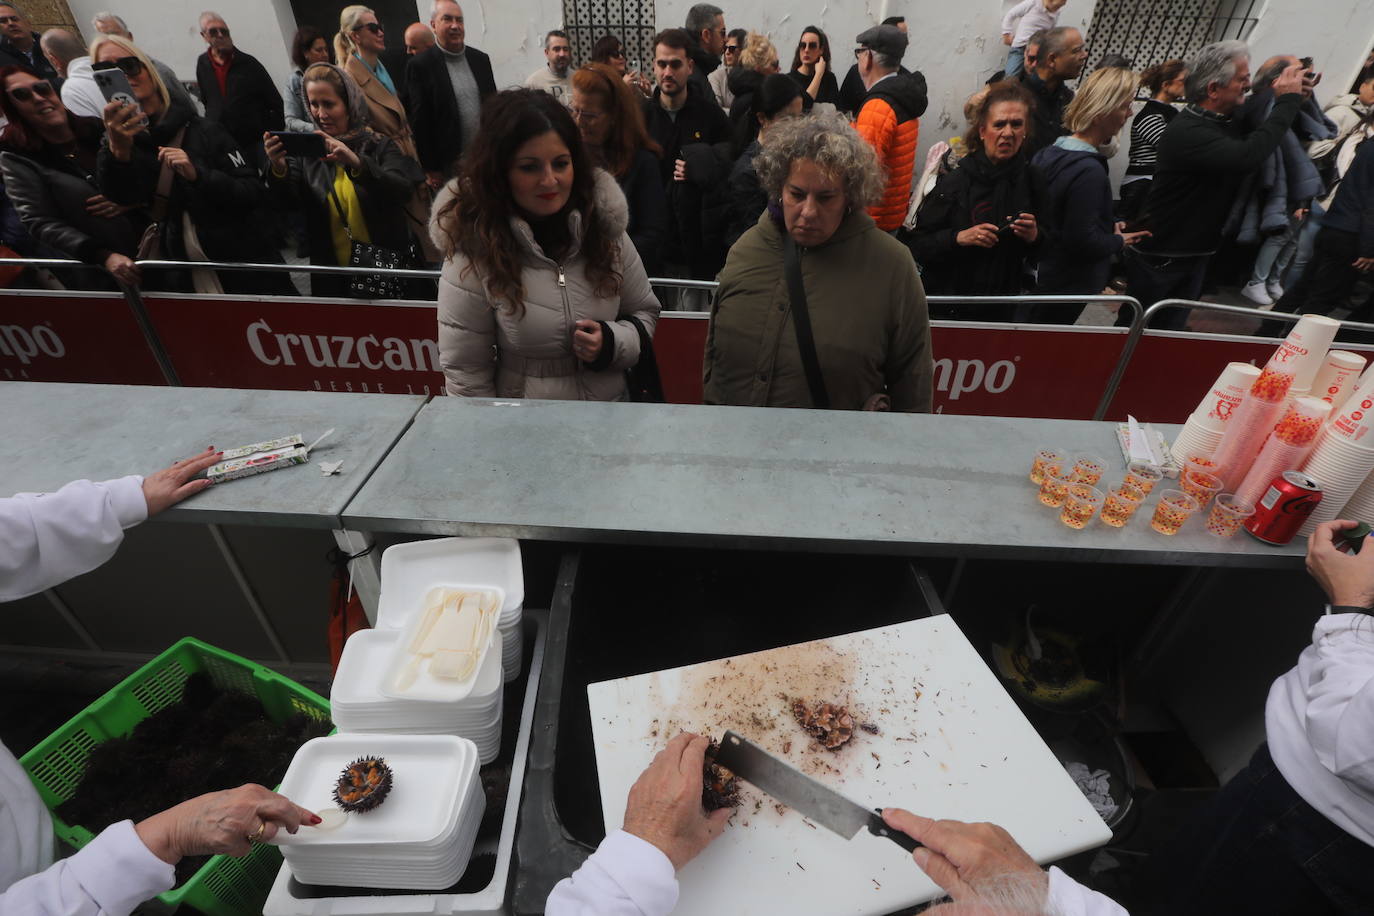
[956,223,1001,249]
[134,783,320,864]
[572,319,605,364]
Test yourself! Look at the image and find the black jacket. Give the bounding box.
[96,96,292,295]
[687,40,719,103]
[0,33,57,83]
[404,44,496,176]
[617,147,668,277]
[643,85,731,277]
[727,68,764,154]
[1323,137,1374,258]
[1032,142,1121,295]
[268,130,423,297]
[643,84,731,185]
[906,148,1048,312]
[195,49,283,165]
[1137,94,1302,257]
[1017,70,1074,157]
[725,140,765,248]
[0,117,139,270]
[788,67,839,106]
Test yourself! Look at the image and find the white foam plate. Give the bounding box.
[377,538,523,630]
[275,734,475,847]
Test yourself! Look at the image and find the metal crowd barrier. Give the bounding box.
[18,256,1329,427]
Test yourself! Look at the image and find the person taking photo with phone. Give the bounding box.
[0,63,141,289]
[264,62,423,299]
[92,33,294,295]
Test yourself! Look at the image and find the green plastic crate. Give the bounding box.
[19,637,330,916]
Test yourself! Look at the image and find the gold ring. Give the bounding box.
[247,821,265,842]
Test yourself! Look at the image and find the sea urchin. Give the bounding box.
[332,756,393,813]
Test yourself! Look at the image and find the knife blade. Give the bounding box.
[715,731,920,852]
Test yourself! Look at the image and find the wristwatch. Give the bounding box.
[1324,604,1374,615]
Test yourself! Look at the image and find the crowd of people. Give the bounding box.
[0,0,1373,407]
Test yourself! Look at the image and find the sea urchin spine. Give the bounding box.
[333,756,393,813]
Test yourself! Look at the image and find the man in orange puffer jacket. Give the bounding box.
[853,25,928,232]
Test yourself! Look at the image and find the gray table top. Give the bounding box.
[342,398,1307,568]
[1,383,426,528]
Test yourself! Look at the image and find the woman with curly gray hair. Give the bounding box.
[703,111,932,411]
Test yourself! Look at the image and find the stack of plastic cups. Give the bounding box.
[1233,397,1332,506]
[1170,362,1261,463]
[1310,351,1367,412]
[1339,467,1374,523]
[1298,377,1374,535]
[1211,316,1341,491]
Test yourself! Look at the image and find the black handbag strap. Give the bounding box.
[784,235,829,409]
[327,184,356,241]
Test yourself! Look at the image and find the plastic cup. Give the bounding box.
[1180,470,1224,507]
[1038,468,1073,508]
[1030,448,1066,486]
[1124,461,1163,495]
[1205,493,1256,538]
[1150,490,1201,535]
[1059,483,1104,529]
[1070,454,1107,487]
[1183,455,1224,484]
[1100,483,1147,528]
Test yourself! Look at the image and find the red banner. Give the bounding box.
[1106,332,1374,424]
[0,291,166,385]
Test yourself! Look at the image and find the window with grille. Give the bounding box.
[1082,0,1261,73]
[565,0,657,75]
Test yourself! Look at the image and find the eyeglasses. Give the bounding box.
[569,106,603,123]
[204,26,229,37]
[853,47,870,59]
[7,80,54,103]
[724,44,739,53]
[92,56,145,77]
[800,41,820,50]
[360,22,383,33]
[609,49,625,57]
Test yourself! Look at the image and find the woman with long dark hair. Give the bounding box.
[264,63,422,298]
[285,26,331,132]
[0,64,141,288]
[725,73,802,246]
[788,26,838,106]
[590,34,651,98]
[432,89,660,401]
[570,62,666,274]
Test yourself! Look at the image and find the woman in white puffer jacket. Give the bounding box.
[432,89,660,401]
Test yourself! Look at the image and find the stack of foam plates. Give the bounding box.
[377,538,524,682]
[332,628,504,763]
[273,734,485,890]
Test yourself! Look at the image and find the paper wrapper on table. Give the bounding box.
[1284,314,1343,393]
[1234,397,1332,506]
[1169,416,1225,465]
[1310,351,1367,411]
[1340,468,1374,523]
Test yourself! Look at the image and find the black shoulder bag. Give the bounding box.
[328,183,408,300]
[623,315,665,403]
[784,235,830,409]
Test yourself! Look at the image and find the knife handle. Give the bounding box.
[868,809,922,852]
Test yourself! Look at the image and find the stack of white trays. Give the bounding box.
[273,734,485,889]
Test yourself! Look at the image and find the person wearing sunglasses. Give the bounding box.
[264,63,423,299]
[0,3,57,85]
[708,27,745,110]
[0,64,141,289]
[93,33,295,296]
[788,26,838,107]
[90,12,200,118]
[590,34,651,99]
[336,5,436,262]
[193,11,284,169]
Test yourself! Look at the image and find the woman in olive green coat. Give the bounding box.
[703,111,933,412]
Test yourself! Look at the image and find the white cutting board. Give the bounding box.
[588,616,1112,915]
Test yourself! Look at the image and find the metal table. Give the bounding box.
[343,398,1306,569]
[0,382,425,528]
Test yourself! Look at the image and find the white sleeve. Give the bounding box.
[1046,866,1131,916]
[0,820,176,915]
[1301,615,1374,795]
[0,477,148,603]
[1001,0,1035,34]
[545,829,679,916]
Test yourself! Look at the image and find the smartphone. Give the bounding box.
[1299,56,1314,71]
[997,214,1019,239]
[92,67,148,128]
[267,131,327,158]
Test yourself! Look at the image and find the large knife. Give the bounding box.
[715,730,921,852]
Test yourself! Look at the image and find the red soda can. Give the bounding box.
[1245,471,1323,545]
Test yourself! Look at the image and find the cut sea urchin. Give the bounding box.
[792,700,854,750]
[332,756,393,813]
[702,740,741,811]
